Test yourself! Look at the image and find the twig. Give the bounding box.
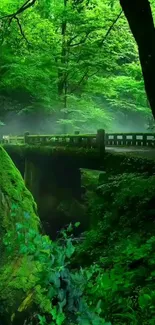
[13,16,30,44]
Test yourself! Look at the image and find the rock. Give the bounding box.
[81,168,100,190]
[0,146,40,323]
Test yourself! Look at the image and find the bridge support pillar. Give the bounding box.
[96,129,105,154]
[24,158,41,202]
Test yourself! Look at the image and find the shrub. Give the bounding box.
[2,205,109,325]
[72,173,155,324]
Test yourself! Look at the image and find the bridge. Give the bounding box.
[1,130,155,193]
[2,130,155,239]
[1,130,155,159]
[1,130,155,147]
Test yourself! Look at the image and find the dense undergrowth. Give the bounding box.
[2,171,155,324]
[2,205,108,325]
[73,172,155,324]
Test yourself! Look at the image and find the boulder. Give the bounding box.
[0,146,40,323]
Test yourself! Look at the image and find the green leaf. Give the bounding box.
[65,239,75,258]
[139,294,152,308]
[38,315,46,325]
[75,222,81,228]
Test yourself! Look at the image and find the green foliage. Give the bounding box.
[104,152,155,175]
[2,204,108,325]
[73,172,155,324]
[0,0,152,131]
[81,169,101,191]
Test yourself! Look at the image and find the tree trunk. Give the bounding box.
[58,0,69,134]
[120,0,155,119]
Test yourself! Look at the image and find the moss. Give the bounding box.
[0,256,43,322]
[3,144,102,172]
[81,168,104,190]
[4,145,155,176]
[0,146,39,230]
[0,145,41,322]
[104,152,155,175]
[3,144,99,157]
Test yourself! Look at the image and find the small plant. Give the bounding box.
[3,204,108,325]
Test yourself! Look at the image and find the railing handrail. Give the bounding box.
[1,131,155,149]
[0,130,105,154]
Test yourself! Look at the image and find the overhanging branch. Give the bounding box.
[0,0,37,42]
[99,10,123,46]
[0,0,37,20]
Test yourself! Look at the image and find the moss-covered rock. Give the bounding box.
[0,146,39,230]
[0,146,40,323]
[81,169,101,191]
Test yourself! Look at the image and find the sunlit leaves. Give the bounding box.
[0,0,152,129]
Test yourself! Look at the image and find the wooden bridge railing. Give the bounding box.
[24,132,97,147]
[1,131,155,148]
[105,133,155,147]
[0,130,105,152]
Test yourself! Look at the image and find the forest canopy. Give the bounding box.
[0,0,154,134]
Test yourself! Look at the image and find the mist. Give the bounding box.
[0,109,152,137]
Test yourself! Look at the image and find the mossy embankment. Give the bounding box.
[0,145,39,229]
[0,145,40,323]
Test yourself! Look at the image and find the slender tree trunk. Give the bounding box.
[58,0,69,133]
[120,0,155,119]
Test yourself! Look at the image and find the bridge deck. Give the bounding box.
[1,132,155,161]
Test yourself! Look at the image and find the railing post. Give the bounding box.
[24,131,30,144]
[96,129,105,155]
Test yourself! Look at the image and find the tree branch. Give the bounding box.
[13,16,30,44]
[69,31,91,47]
[99,10,123,46]
[0,0,37,21]
[0,0,37,43]
[70,67,89,93]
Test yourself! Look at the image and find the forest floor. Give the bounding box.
[106,146,155,160]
